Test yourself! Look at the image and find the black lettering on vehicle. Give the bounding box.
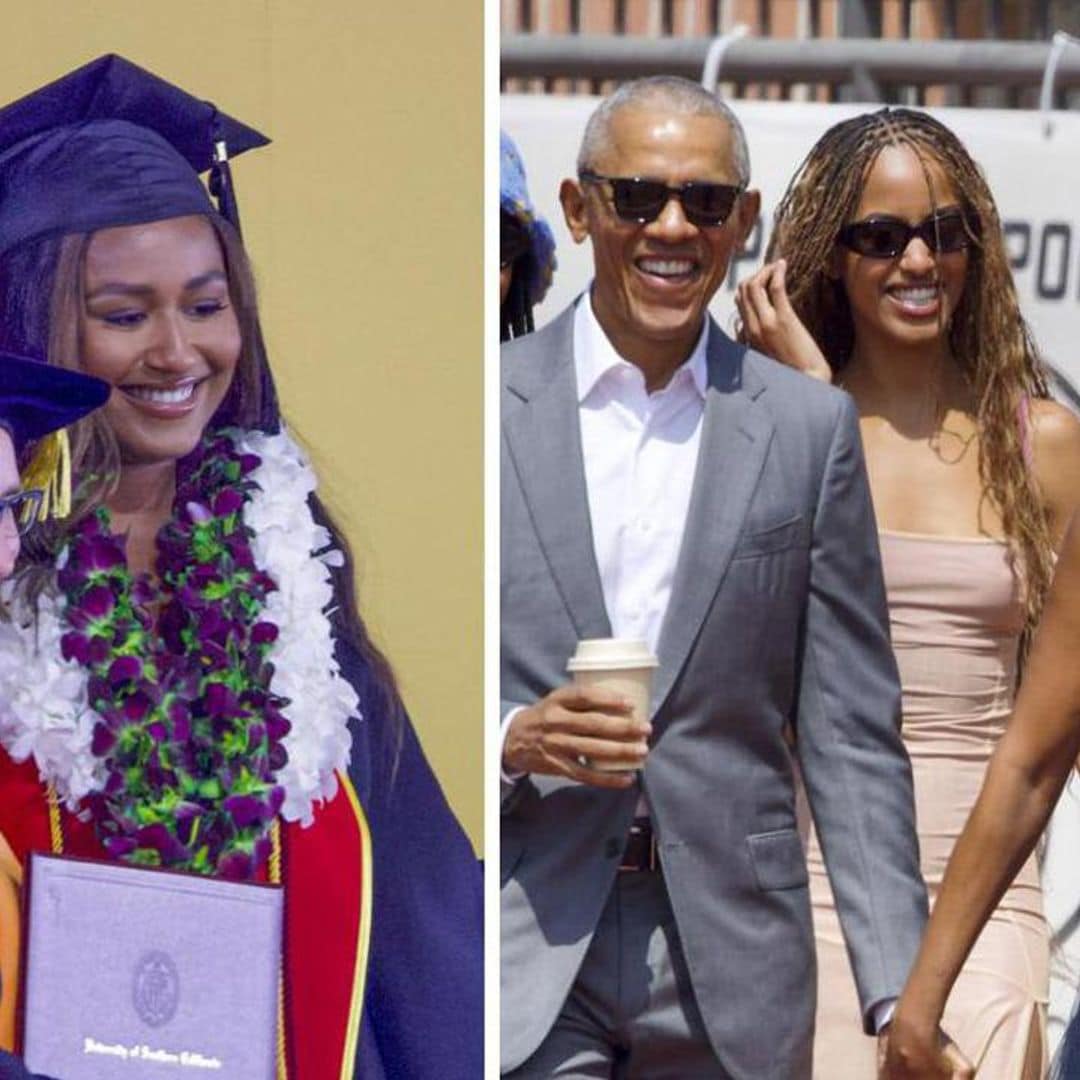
[1037,223,1070,301]
[1003,222,1031,271]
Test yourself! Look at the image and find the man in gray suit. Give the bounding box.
[501,78,929,1079]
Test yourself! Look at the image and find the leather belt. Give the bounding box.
[619,817,659,873]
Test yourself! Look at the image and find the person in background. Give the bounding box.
[501,129,556,340]
[0,55,481,1077]
[0,354,109,579]
[737,105,1080,1078]
[0,352,109,1077]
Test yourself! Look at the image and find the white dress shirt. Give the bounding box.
[574,293,708,654]
[500,291,706,789]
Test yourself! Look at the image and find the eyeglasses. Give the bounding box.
[501,216,530,270]
[0,489,44,536]
[836,210,975,259]
[578,170,744,228]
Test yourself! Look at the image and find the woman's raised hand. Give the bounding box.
[735,259,833,383]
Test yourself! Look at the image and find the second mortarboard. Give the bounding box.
[0,353,110,455]
[0,54,269,254]
[0,353,111,521]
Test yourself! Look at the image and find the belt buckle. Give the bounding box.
[618,822,657,872]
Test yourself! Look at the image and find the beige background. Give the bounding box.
[0,3,483,847]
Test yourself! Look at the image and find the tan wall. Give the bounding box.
[0,2,483,848]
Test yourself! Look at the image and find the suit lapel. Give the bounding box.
[503,308,611,641]
[652,327,774,715]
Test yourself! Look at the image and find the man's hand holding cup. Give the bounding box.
[503,639,658,790]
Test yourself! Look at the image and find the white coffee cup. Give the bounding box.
[566,638,658,771]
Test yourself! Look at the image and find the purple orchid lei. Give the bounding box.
[57,431,290,880]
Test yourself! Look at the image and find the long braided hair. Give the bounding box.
[767,107,1053,637]
[500,265,535,341]
[500,210,537,342]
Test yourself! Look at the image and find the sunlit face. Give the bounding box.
[80,215,242,468]
[561,107,758,366]
[0,428,20,579]
[837,144,969,357]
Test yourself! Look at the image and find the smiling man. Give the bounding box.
[500,77,929,1079]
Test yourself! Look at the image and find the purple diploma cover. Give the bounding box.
[20,853,282,1079]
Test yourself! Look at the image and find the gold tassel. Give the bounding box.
[20,429,72,523]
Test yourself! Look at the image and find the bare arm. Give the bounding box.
[885,513,1080,1073]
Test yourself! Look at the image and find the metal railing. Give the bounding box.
[502,34,1080,106]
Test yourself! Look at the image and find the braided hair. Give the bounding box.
[500,265,534,341]
[500,210,536,342]
[767,107,1053,637]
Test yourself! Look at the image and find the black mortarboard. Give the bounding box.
[0,352,109,454]
[0,53,270,254]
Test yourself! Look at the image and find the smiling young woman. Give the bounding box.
[736,107,1080,1078]
[0,56,481,1078]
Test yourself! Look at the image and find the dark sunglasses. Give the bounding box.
[501,216,531,270]
[0,488,44,536]
[837,209,975,259]
[579,169,744,228]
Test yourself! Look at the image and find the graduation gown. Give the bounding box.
[0,637,482,1078]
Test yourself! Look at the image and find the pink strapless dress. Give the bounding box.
[808,532,1049,1078]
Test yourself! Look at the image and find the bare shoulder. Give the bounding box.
[1030,399,1080,540]
[1062,511,1080,567]
[1031,399,1080,473]
[1031,398,1080,446]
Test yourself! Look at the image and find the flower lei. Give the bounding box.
[0,429,358,879]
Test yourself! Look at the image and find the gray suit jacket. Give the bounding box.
[500,305,928,1079]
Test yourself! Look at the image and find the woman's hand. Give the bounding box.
[735,259,833,382]
[880,1013,974,1079]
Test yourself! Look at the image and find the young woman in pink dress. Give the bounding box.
[736,107,1080,1078]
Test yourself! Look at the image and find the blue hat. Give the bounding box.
[0,54,269,254]
[0,352,109,455]
[500,130,556,307]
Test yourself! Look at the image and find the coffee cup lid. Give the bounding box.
[566,638,659,672]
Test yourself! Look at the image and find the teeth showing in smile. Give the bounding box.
[124,382,197,405]
[638,257,696,278]
[891,285,939,305]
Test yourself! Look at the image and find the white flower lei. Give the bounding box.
[0,429,359,827]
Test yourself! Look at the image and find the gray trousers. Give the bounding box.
[507,872,731,1079]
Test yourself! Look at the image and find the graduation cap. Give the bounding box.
[0,353,110,522]
[0,53,270,254]
[0,55,280,433]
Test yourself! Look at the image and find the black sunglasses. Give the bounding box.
[501,215,531,270]
[837,209,975,259]
[579,170,744,228]
[0,488,44,536]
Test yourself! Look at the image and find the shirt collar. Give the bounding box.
[574,288,709,404]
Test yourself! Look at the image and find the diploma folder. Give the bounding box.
[20,852,282,1079]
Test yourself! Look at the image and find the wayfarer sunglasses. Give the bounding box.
[579,170,744,228]
[836,209,976,259]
